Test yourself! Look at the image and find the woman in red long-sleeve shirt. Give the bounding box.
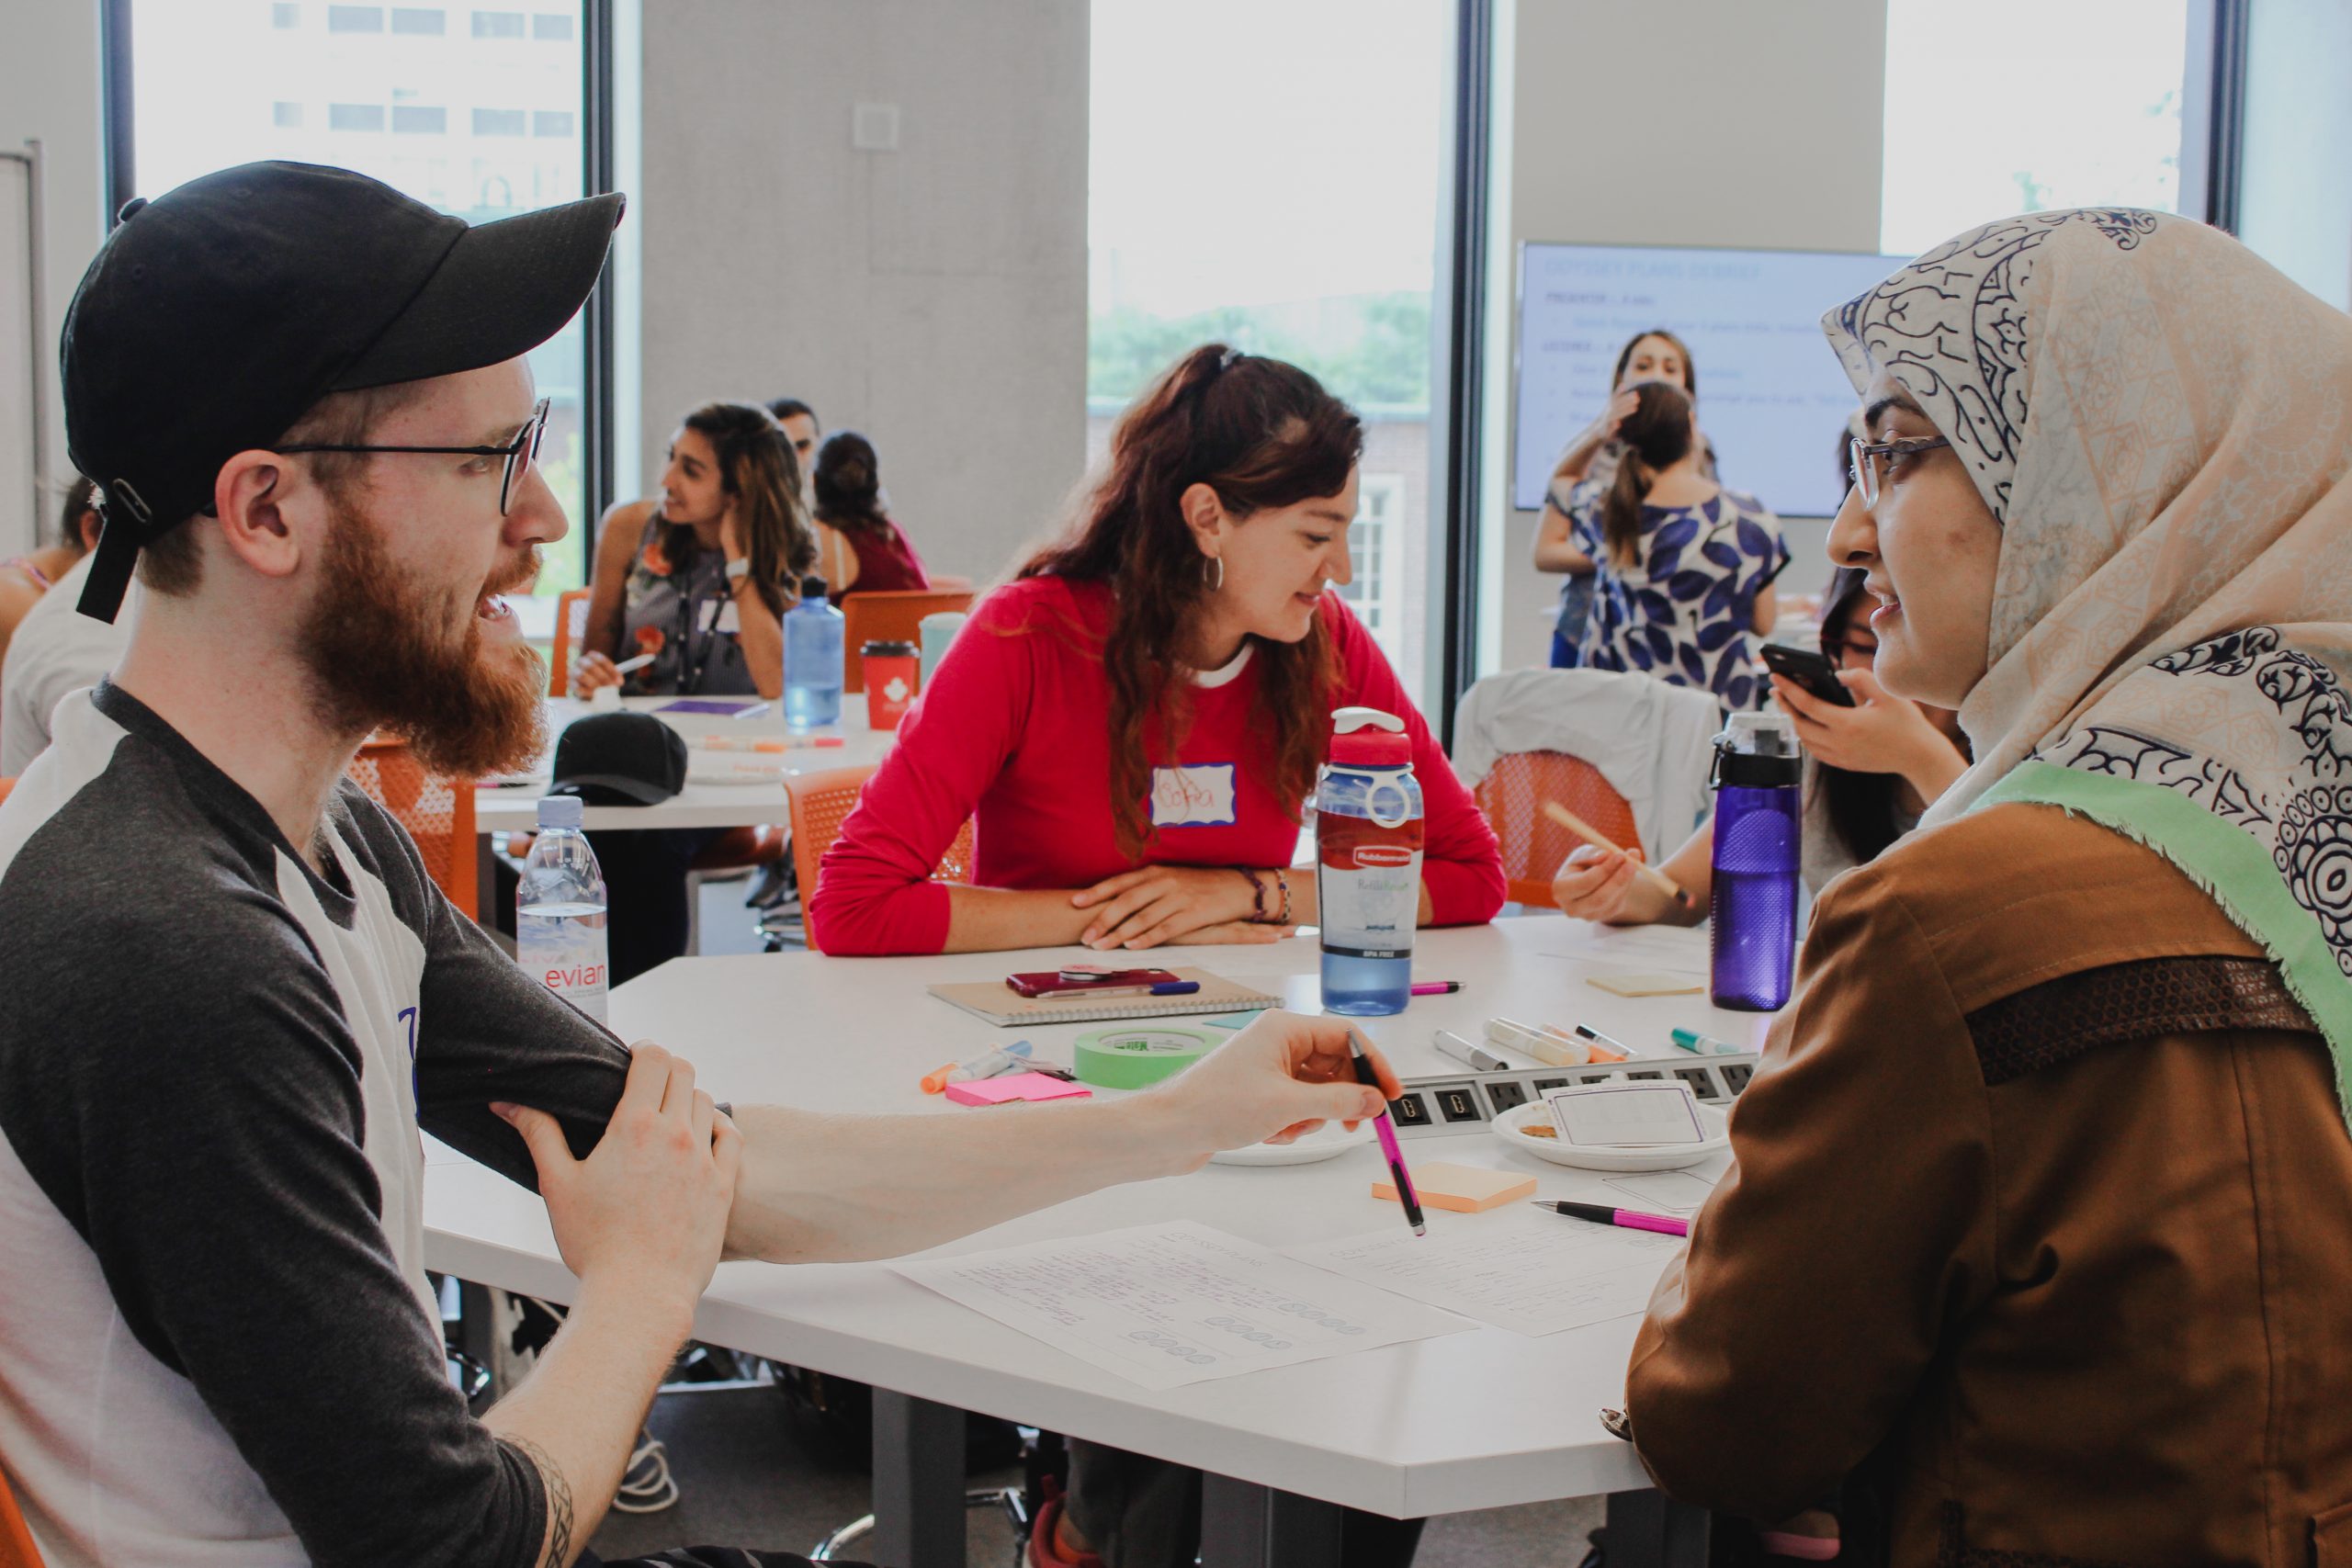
[808,344,1503,961]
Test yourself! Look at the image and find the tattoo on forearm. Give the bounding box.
[503,1435,574,1568]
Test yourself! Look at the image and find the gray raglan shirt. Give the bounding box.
[0,682,631,1567]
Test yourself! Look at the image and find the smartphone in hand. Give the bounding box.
[1759,644,1857,708]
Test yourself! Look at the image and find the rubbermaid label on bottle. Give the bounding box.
[1317,816,1423,960]
[1150,763,1238,828]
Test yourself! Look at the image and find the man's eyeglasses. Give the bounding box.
[278,395,551,515]
[1849,432,1951,510]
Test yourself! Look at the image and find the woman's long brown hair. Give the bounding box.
[1019,344,1363,859]
[664,401,818,617]
[1600,380,1696,568]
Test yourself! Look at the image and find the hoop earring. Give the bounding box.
[1202,555,1225,592]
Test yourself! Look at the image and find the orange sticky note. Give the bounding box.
[1373,1161,1536,1213]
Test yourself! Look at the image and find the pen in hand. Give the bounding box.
[1347,1028,1424,1237]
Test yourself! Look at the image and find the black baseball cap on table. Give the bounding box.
[60,161,624,623]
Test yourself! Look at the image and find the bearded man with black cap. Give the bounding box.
[0,163,1409,1568]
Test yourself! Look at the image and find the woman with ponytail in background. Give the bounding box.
[1564,378,1786,710]
[808,430,932,598]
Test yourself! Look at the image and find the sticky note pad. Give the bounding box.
[1373,1161,1537,1213]
[944,1073,1093,1106]
[1586,971,1705,998]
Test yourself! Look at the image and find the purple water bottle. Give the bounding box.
[1708,712,1802,1011]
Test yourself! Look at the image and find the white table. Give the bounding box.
[424,920,1766,1566]
[473,693,899,835]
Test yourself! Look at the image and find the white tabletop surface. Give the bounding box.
[423,919,1770,1519]
[473,693,899,833]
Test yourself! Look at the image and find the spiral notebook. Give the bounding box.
[927,969,1282,1028]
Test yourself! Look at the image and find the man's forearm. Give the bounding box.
[722,1093,1200,1263]
[482,1280,694,1567]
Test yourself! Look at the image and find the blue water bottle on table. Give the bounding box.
[1317,706,1424,1016]
[783,574,844,729]
[1708,711,1803,1011]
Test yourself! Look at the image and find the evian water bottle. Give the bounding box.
[1316,706,1424,1016]
[517,795,610,1022]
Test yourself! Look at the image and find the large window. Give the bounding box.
[1088,0,1449,701]
[121,0,594,598]
[1881,0,2189,254]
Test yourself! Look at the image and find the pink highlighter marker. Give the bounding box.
[1530,1199,1688,1238]
[1347,1029,1424,1237]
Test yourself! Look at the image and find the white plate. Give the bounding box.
[1209,1119,1375,1167]
[1492,1099,1729,1171]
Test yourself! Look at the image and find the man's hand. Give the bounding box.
[1071,864,1264,949]
[1144,1010,1398,1165]
[494,1043,741,1326]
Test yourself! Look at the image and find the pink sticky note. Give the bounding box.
[943,1072,1093,1106]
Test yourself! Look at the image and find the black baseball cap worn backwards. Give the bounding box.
[61,161,624,622]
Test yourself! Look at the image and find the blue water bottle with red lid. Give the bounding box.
[1708,711,1802,1011]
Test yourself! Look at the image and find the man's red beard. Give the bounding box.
[300,498,548,779]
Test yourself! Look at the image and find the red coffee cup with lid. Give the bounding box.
[863,640,920,728]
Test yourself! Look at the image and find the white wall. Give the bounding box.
[635,0,1089,587]
[0,0,107,556]
[2238,0,2352,311]
[1482,0,1886,673]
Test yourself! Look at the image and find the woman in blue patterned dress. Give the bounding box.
[1566,379,1787,710]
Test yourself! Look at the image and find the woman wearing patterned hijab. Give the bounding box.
[1621,210,2352,1566]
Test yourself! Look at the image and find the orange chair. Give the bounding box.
[547,587,594,697]
[839,589,973,694]
[784,764,974,901]
[1,1461,47,1568]
[347,739,480,919]
[0,778,13,808]
[1473,750,1643,910]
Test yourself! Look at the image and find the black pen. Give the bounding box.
[1348,1029,1424,1237]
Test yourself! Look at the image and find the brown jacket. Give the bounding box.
[1627,803,2352,1567]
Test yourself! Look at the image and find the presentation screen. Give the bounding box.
[1512,243,1905,518]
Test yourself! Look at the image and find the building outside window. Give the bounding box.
[272,4,300,28]
[1087,0,1448,703]
[126,0,593,596]
[471,9,526,39]
[325,5,384,33]
[532,13,573,41]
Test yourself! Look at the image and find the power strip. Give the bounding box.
[1385,1052,1760,1138]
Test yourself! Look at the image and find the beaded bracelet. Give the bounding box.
[1237,867,1270,922]
[1272,867,1292,926]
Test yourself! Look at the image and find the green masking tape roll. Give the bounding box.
[1071,1026,1221,1090]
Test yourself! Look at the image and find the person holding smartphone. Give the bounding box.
[1552,566,1967,922]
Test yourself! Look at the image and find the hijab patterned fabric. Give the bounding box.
[1824,209,2352,1073]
